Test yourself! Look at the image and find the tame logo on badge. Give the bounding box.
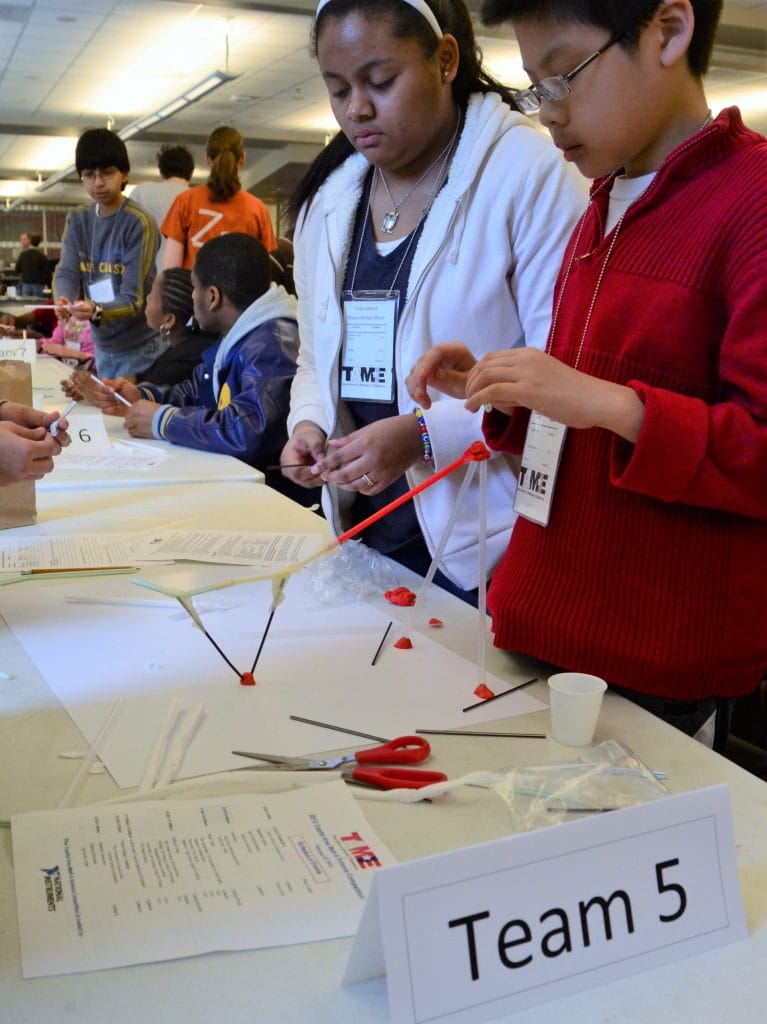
[40,865,64,912]
[340,831,383,869]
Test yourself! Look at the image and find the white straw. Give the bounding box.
[139,697,182,792]
[65,595,170,609]
[476,459,489,688]
[418,460,477,599]
[50,399,78,437]
[58,696,125,808]
[155,703,205,788]
[90,374,132,407]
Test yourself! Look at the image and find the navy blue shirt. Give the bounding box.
[341,170,426,555]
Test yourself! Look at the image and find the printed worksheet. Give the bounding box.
[13,781,393,977]
[54,450,165,472]
[0,533,148,571]
[134,529,327,566]
[0,531,323,572]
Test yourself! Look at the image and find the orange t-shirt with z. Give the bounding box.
[161,184,277,269]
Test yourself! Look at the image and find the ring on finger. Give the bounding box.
[360,472,375,488]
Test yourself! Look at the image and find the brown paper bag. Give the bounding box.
[0,360,37,529]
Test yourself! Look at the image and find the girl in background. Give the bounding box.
[161,126,276,270]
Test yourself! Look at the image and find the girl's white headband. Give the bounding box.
[315,0,443,40]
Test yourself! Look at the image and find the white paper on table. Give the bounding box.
[12,781,394,977]
[55,448,166,472]
[134,529,326,566]
[53,409,111,450]
[0,533,153,571]
[0,570,547,787]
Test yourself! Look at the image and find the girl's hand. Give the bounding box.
[406,342,478,408]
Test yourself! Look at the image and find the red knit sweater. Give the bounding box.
[486,108,767,701]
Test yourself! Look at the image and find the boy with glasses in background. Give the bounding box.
[54,128,162,378]
[407,0,767,746]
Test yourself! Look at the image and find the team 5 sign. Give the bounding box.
[344,786,746,1024]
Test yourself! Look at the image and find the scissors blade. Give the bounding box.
[230,750,308,769]
[231,750,355,770]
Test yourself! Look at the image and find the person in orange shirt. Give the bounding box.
[161,126,276,270]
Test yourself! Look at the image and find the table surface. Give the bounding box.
[1,461,765,1024]
[30,352,262,489]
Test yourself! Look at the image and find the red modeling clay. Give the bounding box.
[393,636,413,649]
[384,586,417,606]
[428,617,444,627]
[240,672,256,686]
[473,683,495,700]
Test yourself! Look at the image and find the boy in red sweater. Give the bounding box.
[407,0,767,746]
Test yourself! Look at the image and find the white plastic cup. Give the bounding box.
[548,672,607,746]
[6,285,16,299]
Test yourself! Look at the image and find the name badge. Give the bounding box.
[513,412,568,527]
[340,291,398,403]
[87,276,114,303]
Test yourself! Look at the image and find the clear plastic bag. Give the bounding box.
[302,539,399,606]
[492,740,669,831]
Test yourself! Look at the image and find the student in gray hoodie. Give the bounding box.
[54,128,162,378]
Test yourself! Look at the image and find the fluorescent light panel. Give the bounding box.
[36,70,238,190]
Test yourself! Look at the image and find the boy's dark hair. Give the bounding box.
[75,128,130,174]
[480,1,722,77]
[29,233,42,247]
[157,144,195,181]
[193,233,270,311]
[287,0,519,227]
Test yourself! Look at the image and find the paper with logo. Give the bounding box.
[12,781,394,977]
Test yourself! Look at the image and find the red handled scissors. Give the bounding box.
[232,735,447,791]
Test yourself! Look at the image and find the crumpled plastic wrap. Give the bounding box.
[492,740,669,831]
[302,539,399,606]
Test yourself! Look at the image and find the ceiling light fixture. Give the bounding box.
[35,69,238,193]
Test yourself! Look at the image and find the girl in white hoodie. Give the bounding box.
[281,0,586,600]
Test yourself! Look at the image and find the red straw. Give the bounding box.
[335,441,490,545]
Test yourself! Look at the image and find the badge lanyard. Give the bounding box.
[513,116,713,527]
[339,186,419,405]
[514,175,622,528]
[340,120,460,404]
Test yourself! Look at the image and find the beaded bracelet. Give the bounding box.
[413,406,433,463]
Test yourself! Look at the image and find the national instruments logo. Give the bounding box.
[40,865,64,912]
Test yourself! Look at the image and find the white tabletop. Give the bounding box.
[31,353,262,489]
[1,470,765,1023]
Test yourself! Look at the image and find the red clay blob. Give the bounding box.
[393,636,413,650]
[473,683,495,700]
[240,672,256,686]
[384,586,417,606]
[428,617,444,627]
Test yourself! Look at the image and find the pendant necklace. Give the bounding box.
[377,115,460,234]
[349,113,462,297]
